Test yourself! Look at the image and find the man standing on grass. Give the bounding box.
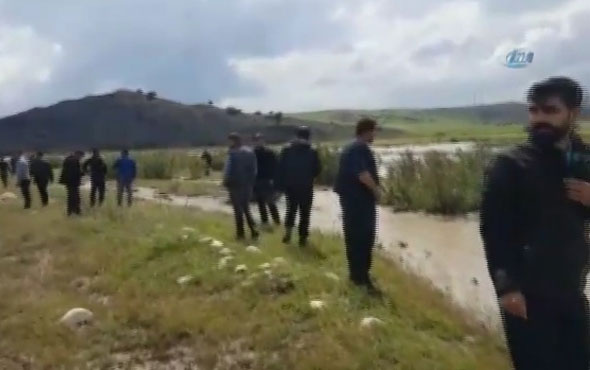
[59,150,84,216]
[276,126,321,247]
[223,133,259,241]
[113,149,137,207]
[83,149,108,207]
[481,77,590,370]
[15,151,31,209]
[334,118,381,295]
[201,149,213,177]
[0,156,8,188]
[253,133,281,228]
[30,152,54,207]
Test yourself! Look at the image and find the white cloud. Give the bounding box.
[222,0,590,112]
[0,24,62,113]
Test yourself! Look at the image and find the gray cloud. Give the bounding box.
[0,0,589,116]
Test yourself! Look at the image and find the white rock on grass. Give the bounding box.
[246,245,261,254]
[181,227,196,233]
[181,234,189,241]
[177,275,194,285]
[211,240,224,248]
[219,248,232,256]
[309,300,326,310]
[325,272,340,282]
[199,236,213,243]
[258,263,271,270]
[59,308,94,329]
[235,264,248,273]
[0,192,17,201]
[218,256,234,269]
[360,317,385,329]
[272,257,287,266]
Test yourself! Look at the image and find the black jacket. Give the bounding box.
[254,146,278,181]
[276,140,321,191]
[480,137,590,299]
[83,156,107,182]
[59,155,83,186]
[30,158,54,184]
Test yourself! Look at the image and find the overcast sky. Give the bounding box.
[0,0,589,116]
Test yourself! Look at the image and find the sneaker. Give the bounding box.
[251,231,260,241]
[282,234,291,244]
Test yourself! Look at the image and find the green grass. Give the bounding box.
[136,177,225,198]
[0,185,510,369]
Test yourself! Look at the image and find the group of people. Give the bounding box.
[2,75,590,369]
[222,121,381,293]
[2,149,137,215]
[221,76,590,370]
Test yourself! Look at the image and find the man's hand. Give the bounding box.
[500,291,527,319]
[565,178,590,206]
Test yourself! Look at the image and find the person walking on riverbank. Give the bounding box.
[30,152,53,207]
[253,133,281,228]
[335,118,381,295]
[113,149,137,207]
[0,156,8,188]
[201,150,213,177]
[83,149,108,207]
[481,77,590,370]
[276,126,321,247]
[15,152,31,209]
[223,133,259,241]
[59,151,84,216]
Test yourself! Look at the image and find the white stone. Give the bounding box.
[325,272,340,281]
[360,317,385,329]
[235,264,248,273]
[272,257,287,266]
[258,263,271,270]
[211,240,224,248]
[177,275,194,285]
[309,300,326,310]
[0,192,17,201]
[181,227,196,233]
[181,234,189,241]
[199,236,213,243]
[218,256,234,269]
[245,245,261,254]
[219,248,232,256]
[59,308,94,329]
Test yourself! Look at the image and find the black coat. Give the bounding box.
[83,156,107,182]
[59,155,83,186]
[254,146,278,181]
[30,158,54,184]
[276,140,321,191]
[480,137,590,299]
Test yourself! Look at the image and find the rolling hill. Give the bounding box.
[0,90,358,153]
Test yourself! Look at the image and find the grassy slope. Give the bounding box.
[0,185,509,369]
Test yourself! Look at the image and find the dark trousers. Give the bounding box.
[339,195,377,284]
[284,186,313,240]
[229,186,257,238]
[502,292,590,370]
[36,180,49,206]
[66,185,81,216]
[254,179,280,225]
[90,180,106,207]
[19,179,31,209]
[117,181,133,207]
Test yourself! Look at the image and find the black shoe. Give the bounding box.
[299,238,308,247]
[236,234,246,241]
[251,231,259,241]
[282,234,291,244]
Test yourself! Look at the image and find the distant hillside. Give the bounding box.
[0,90,358,152]
[291,102,590,126]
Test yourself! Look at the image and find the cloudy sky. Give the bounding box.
[0,0,589,117]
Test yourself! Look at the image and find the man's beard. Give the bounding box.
[527,122,571,150]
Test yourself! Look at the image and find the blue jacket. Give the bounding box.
[223,146,257,189]
[114,156,137,183]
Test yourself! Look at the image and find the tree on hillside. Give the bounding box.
[147,91,157,101]
[254,111,262,116]
[208,100,214,105]
[226,106,242,116]
[136,89,144,95]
